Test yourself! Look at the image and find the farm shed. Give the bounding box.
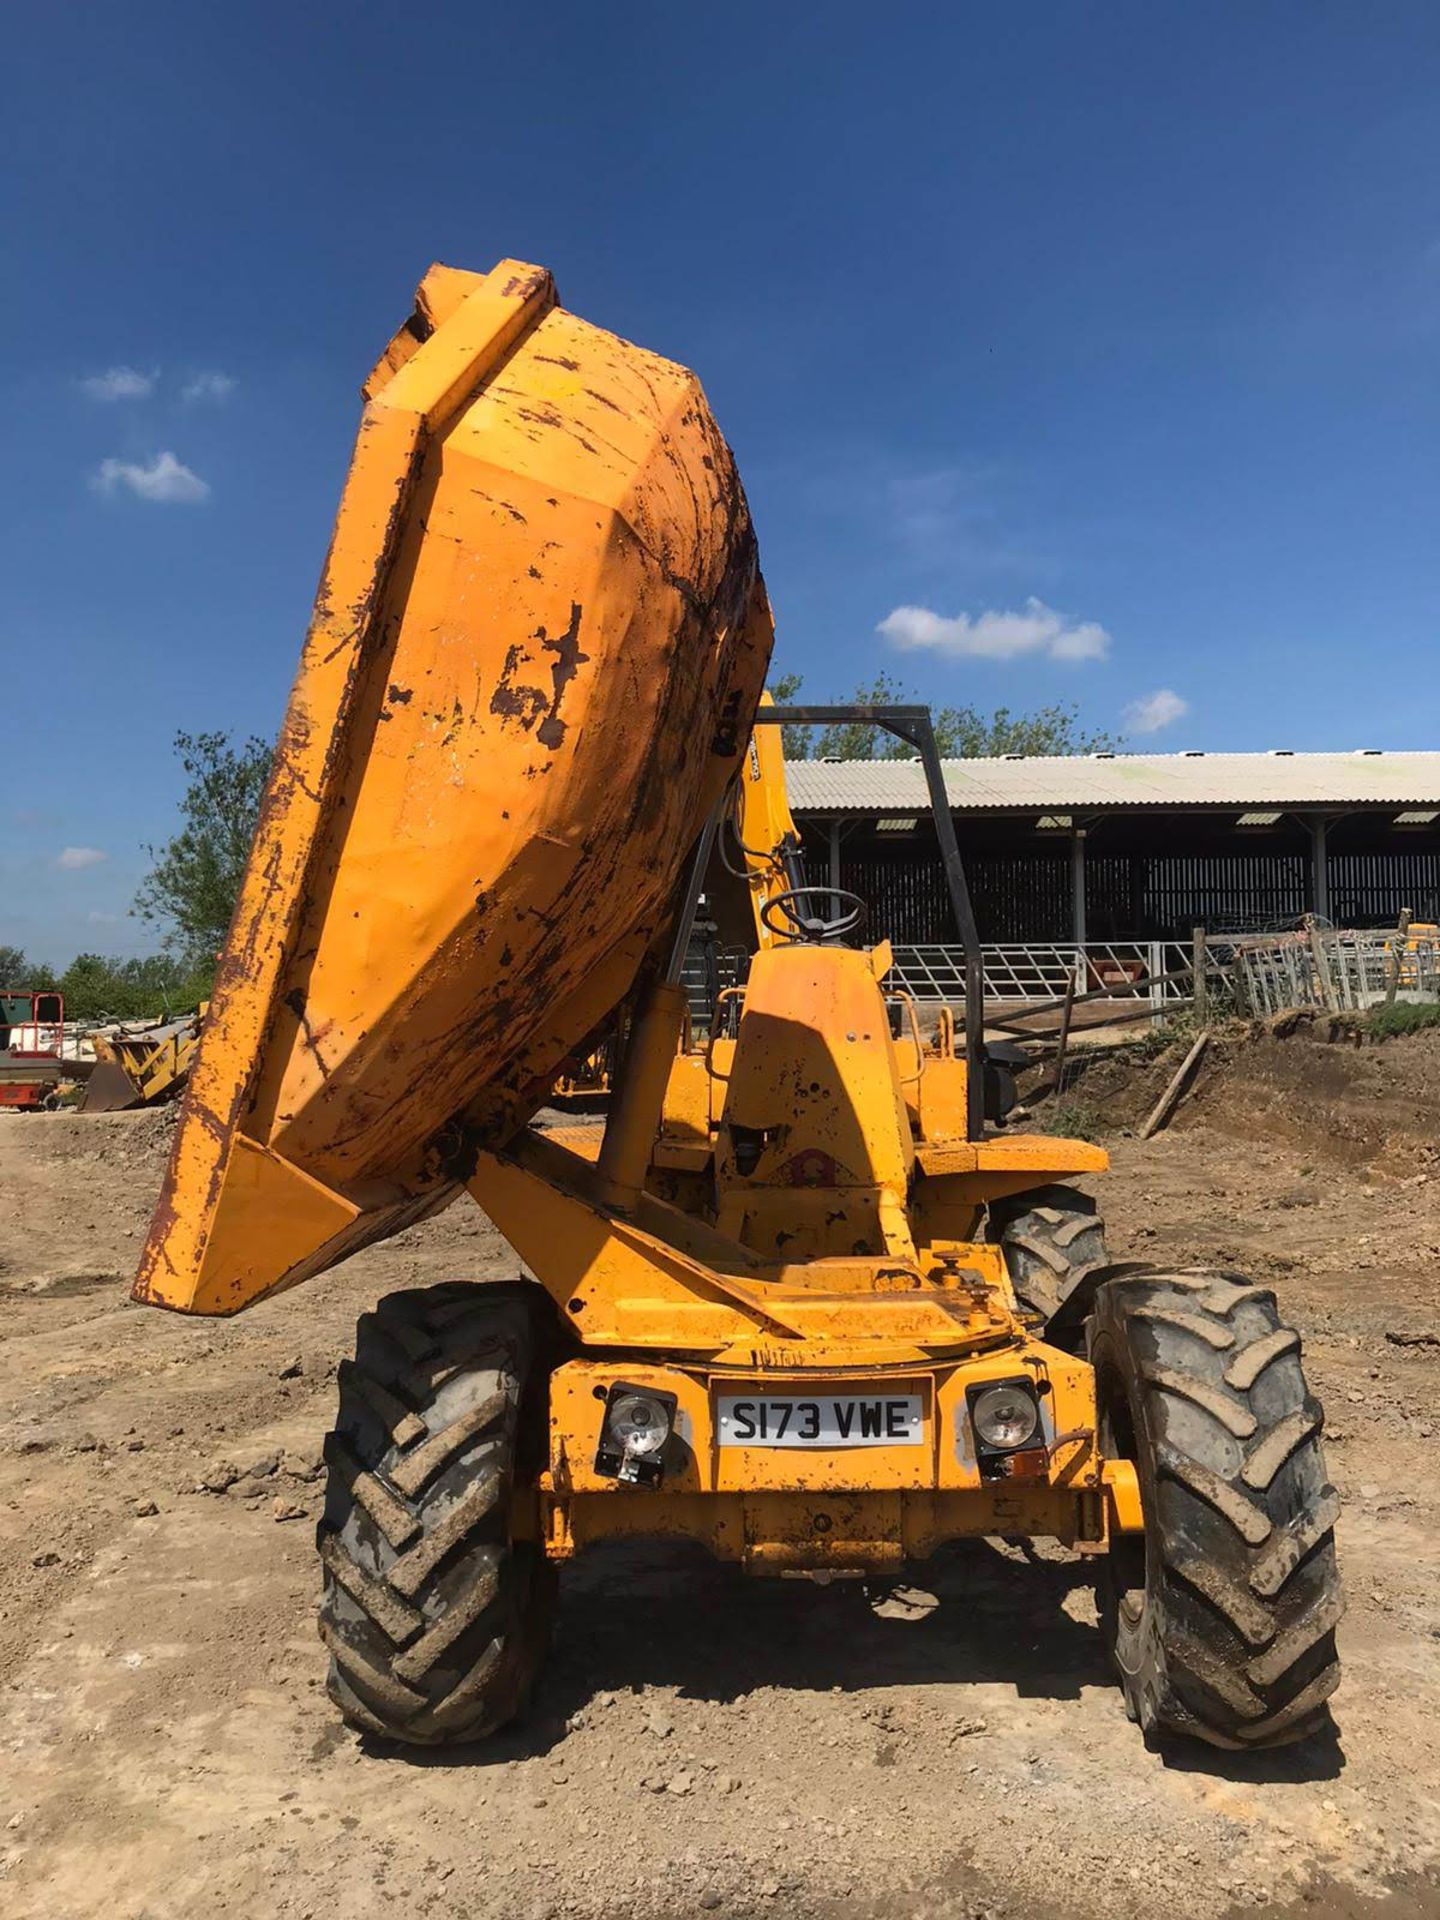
[786,750,1440,944]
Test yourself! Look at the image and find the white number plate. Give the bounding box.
[716,1393,923,1449]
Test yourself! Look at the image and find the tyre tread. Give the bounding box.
[316,1282,554,1747]
[991,1184,1107,1324]
[1092,1269,1342,1751]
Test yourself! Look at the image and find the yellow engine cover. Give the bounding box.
[715,944,915,1259]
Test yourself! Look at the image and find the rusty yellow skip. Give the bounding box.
[134,259,1343,1756]
[82,1005,206,1113]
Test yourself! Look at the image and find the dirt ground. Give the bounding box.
[3,1025,1440,1920]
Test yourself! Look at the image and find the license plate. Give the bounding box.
[716,1393,923,1449]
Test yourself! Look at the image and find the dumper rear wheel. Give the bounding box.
[990,1184,1107,1325]
[317,1282,555,1746]
[1091,1269,1342,1749]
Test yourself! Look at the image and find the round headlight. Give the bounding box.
[608,1392,671,1457]
[972,1383,1040,1451]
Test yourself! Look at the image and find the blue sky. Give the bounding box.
[4,3,1439,964]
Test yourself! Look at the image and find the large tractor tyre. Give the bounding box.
[989,1184,1108,1325]
[317,1281,556,1746]
[1090,1269,1343,1749]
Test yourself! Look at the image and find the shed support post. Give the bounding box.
[1309,816,1331,923]
[828,818,843,894]
[1070,828,1088,948]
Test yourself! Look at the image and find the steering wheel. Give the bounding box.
[759,886,868,943]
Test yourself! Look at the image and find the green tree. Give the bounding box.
[57,954,131,1022]
[0,945,57,990]
[134,730,272,970]
[767,670,814,759]
[770,670,1120,759]
[58,952,210,1022]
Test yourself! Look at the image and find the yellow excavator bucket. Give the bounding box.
[135,258,771,1315]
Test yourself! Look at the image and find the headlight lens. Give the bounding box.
[607,1392,671,1457]
[972,1382,1040,1451]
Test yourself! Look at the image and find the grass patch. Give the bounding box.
[1131,1008,1202,1059]
[1366,999,1440,1039]
[1048,1098,1104,1143]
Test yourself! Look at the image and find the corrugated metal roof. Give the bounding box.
[786,751,1440,813]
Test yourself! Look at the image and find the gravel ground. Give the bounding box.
[2,1026,1439,1920]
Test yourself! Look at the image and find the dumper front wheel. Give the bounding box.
[1091,1269,1342,1749]
[990,1184,1107,1326]
[317,1282,555,1746]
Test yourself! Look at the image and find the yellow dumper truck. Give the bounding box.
[134,259,1341,1751]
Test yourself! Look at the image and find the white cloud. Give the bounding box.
[81,366,157,401]
[1123,688,1190,734]
[86,909,121,925]
[878,597,1111,664]
[56,847,109,870]
[92,451,211,504]
[181,370,236,403]
[883,464,1038,570]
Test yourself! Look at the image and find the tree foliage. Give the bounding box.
[134,730,272,969]
[767,670,813,759]
[770,669,1120,760]
[0,944,207,1022]
[56,952,211,1023]
[0,945,57,991]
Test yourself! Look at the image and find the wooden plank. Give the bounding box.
[1139,1028,1211,1141]
[988,997,1195,1041]
[1384,910,1413,1009]
[1308,924,1337,1011]
[984,957,1204,1026]
[1035,971,1078,1096]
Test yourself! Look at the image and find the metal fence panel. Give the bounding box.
[1232,929,1440,1014]
[888,941,1230,1012]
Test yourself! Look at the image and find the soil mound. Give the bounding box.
[1035,1017,1440,1176]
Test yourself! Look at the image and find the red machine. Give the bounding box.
[0,989,66,1109]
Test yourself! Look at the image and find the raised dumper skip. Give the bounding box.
[133,258,1343,1753]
